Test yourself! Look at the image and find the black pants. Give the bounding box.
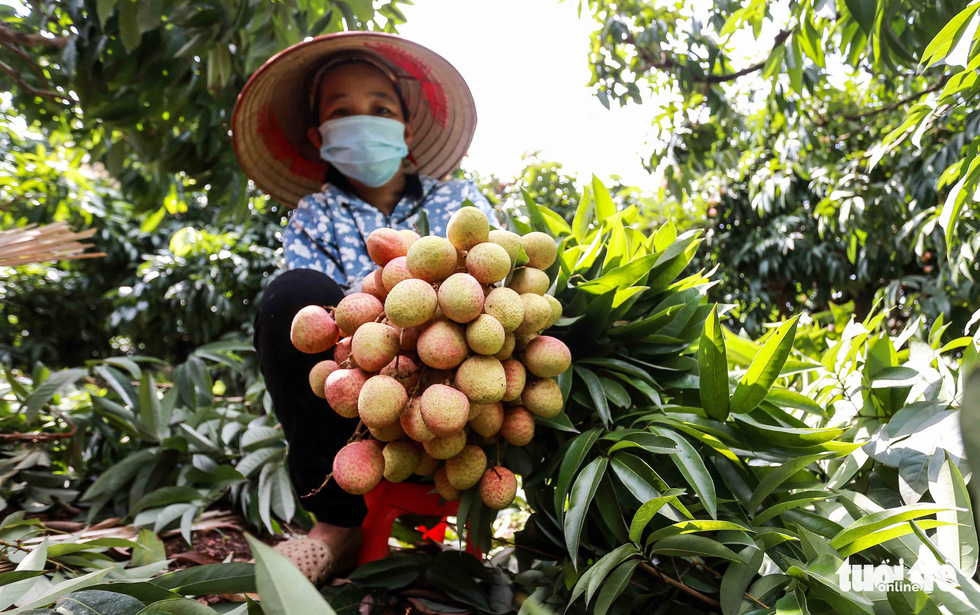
[253,268,366,527]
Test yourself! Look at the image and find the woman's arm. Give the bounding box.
[282,195,348,289]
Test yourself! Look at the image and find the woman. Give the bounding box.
[232,32,499,583]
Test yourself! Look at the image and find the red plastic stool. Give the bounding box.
[357,480,483,565]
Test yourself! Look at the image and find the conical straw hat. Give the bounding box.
[232,31,477,208]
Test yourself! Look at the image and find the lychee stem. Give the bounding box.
[347,420,366,443]
[302,473,332,498]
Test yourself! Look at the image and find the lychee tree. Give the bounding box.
[502,179,980,614]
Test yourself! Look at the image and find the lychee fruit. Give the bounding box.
[401,397,437,442]
[515,332,539,352]
[334,336,353,365]
[508,267,550,295]
[521,232,557,270]
[382,440,421,482]
[351,322,400,372]
[437,273,484,323]
[544,294,562,328]
[468,402,485,421]
[362,267,388,301]
[434,466,461,501]
[495,332,516,360]
[290,305,340,354]
[488,229,521,266]
[334,293,384,336]
[455,355,506,404]
[466,314,506,355]
[398,229,421,247]
[332,440,384,495]
[397,325,421,352]
[423,430,467,459]
[324,368,370,418]
[501,358,526,402]
[523,378,564,418]
[417,320,468,370]
[480,466,517,509]
[415,450,440,476]
[357,375,407,428]
[369,420,406,442]
[385,278,437,328]
[420,384,470,437]
[524,336,572,378]
[468,401,504,437]
[445,445,487,490]
[515,293,551,334]
[380,355,421,391]
[308,359,339,399]
[500,407,535,446]
[366,228,410,266]
[484,287,524,333]
[465,242,512,284]
[407,236,457,283]
[447,207,490,251]
[382,256,413,291]
[421,368,454,389]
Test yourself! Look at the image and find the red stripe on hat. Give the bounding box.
[257,103,328,182]
[365,41,449,128]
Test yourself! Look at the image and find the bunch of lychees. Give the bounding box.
[289,207,570,511]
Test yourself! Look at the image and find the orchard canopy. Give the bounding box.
[2,0,980,614]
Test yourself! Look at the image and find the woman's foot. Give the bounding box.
[307,521,363,570]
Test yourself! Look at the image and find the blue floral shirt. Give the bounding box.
[283,174,500,293]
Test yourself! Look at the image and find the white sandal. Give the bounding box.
[272,538,337,586]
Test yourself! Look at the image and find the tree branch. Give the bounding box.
[640,562,721,609]
[625,30,790,84]
[841,80,946,122]
[0,23,69,49]
[0,59,69,103]
[0,39,55,93]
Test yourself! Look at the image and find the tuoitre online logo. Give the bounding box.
[836,559,958,592]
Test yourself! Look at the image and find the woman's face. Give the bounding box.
[307,62,413,150]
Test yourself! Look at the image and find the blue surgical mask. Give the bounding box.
[317,115,409,187]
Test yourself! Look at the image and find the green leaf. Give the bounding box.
[135,599,217,614]
[921,1,980,66]
[23,368,88,422]
[752,491,831,526]
[131,530,166,567]
[720,547,764,615]
[585,544,638,604]
[699,305,730,421]
[574,253,660,295]
[591,175,615,220]
[929,455,978,575]
[628,489,686,542]
[645,520,753,544]
[651,427,717,519]
[0,541,48,610]
[829,505,951,549]
[55,591,145,615]
[138,373,166,441]
[732,414,848,448]
[564,457,608,565]
[119,0,141,53]
[572,185,595,241]
[521,190,548,234]
[748,452,833,513]
[347,554,426,589]
[82,449,160,503]
[152,564,256,596]
[730,316,800,415]
[245,535,337,614]
[97,0,118,27]
[649,534,744,563]
[573,366,610,427]
[775,592,806,615]
[593,560,639,615]
[10,569,111,613]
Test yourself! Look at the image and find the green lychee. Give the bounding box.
[480,466,518,509]
[417,320,468,370]
[447,207,490,251]
[465,242,512,284]
[358,375,408,428]
[437,273,484,323]
[333,440,384,495]
[455,355,506,404]
[382,440,421,482]
[351,322,400,372]
[290,305,340,354]
[515,293,551,334]
[523,377,564,418]
[420,384,470,437]
[524,335,572,378]
[423,430,467,460]
[334,293,384,336]
[508,267,550,295]
[466,314,505,355]
[324,368,369,418]
[368,420,406,442]
[385,278,437,328]
[484,287,524,333]
[468,401,504,437]
[445,445,487,490]
[407,236,457,283]
[494,332,516,360]
[309,359,339,399]
[544,294,562,328]
[488,229,521,266]
[434,466,461,501]
[521,232,557,270]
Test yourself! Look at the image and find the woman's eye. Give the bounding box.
[375,107,392,116]
[331,108,350,117]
